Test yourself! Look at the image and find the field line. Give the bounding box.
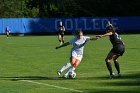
[22,80,86,93]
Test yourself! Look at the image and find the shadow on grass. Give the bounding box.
[0,72,139,82]
[78,72,140,80]
[0,72,139,81]
[0,72,139,93]
[127,47,140,50]
[79,72,140,93]
[83,90,140,93]
[0,76,67,81]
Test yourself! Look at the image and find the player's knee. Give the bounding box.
[113,59,117,62]
[105,58,110,63]
[71,63,76,68]
[70,61,79,68]
[73,64,77,68]
[70,62,75,66]
[113,57,118,61]
[73,63,79,68]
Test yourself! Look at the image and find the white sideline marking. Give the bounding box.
[22,80,85,93]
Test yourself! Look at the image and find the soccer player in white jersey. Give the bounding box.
[56,29,98,78]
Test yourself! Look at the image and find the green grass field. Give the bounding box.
[0,34,139,93]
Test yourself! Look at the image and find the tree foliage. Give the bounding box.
[0,0,140,18]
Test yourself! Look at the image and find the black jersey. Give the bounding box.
[58,26,65,32]
[109,32,124,46]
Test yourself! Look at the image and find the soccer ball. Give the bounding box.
[69,71,76,79]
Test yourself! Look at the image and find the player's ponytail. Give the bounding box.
[106,21,116,33]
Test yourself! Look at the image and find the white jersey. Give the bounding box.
[69,36,90,55]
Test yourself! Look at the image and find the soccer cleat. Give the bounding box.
[57,71,61,76]
[110,73,115,79]
[117,73,121,78]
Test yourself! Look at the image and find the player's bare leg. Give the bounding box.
[63,57,80,78]
[57,62,72,76]
[113,55,121,77]
[61,35,64,44]
[58,35,62,45]
[105,52,116,78]
[69,59,80,73]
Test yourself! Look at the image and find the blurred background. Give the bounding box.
[1,0,140,17]
[0,0,140,35]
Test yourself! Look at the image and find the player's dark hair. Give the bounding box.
[106,25,116,32]
[106,21,116,32]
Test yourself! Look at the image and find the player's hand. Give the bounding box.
[95,37,99,40]
[96,35,103,38]
[93,37,99,40]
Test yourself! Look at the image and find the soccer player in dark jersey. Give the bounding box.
[96,21,125,78]
[58,21,65,45]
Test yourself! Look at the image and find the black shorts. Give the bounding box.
[111,44,125,56]
[58,32,64,37]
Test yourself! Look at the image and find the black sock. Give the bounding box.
[62,40,64,43]
[106,62,113,75]
[59,40,61,42]
[114,60,120,74]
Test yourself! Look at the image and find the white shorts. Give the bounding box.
[70,51,83,61]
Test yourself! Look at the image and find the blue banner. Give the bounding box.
[0,17,140,34]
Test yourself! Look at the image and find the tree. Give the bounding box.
[0,0,140,17]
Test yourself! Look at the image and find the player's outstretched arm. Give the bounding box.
[96,32,113,38]
[56,42,70,49]
[90,37,99,40]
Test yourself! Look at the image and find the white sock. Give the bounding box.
[60,42,63,45]
[65,66,76,76]
[59,63,71,72]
